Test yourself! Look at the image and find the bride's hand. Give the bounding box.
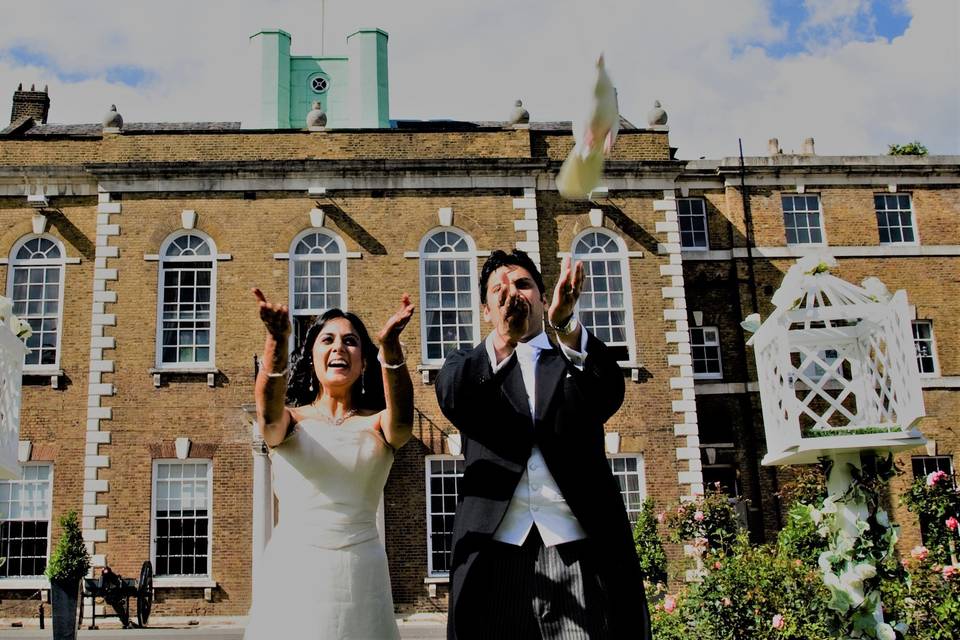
[377,294,415,361]
[252,287,291,339]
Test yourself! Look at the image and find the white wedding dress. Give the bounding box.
[244,417,400,640]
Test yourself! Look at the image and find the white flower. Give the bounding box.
[861,277,891,302]
[876,622,896,640]
[740,313,761,334]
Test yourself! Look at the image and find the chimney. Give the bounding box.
[801,137,816,155]
[768,138,781,156]
[10,83,50,124]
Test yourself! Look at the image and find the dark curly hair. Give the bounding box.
[479,249,546,304]
[285,309,385,412]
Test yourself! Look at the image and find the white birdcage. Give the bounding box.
[0,322,26,479]
[747,256,926,466]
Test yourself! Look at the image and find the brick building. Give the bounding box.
[0,30,958,622]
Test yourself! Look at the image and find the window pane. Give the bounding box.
[154,462,211,577]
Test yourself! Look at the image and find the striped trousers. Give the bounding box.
[457,527,611,639]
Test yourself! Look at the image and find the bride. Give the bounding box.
[244,288,414,640]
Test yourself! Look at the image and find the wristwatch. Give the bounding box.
[550,314,579,336]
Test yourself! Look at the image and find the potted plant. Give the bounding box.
[45,510,90,640]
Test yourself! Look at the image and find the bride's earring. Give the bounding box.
[361,367,366,395]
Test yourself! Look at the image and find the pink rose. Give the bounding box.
[676,505,686,515]
[944,565,958,580]
[947,516,959,532]
[693,510,705,522]
[794,559,802,567]
[771,614,785,630]
[713,561,722,570]
[911,546,929,561]
[656,512,666,524]
[722,597,732,607]
[663,596,677,614]
[927,470,948,486]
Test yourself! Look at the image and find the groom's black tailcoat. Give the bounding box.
[436,332,652,639]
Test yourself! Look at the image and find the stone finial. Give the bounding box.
[647,100,667,126]
[768,138,782,156]
[509,99,529,125]
[102,104,123,130]
[801,137,816,155]
[306,100,327,130]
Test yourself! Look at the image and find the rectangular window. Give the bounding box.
[0,464,52,578]
[912,455,953,479]
[425,456,464,577]
[11,265,61,368]
[422,259,475,362]
[782,194,825,245]
[160,262,213,366]
[607,455,646,523]
[678,199,709,249]
[152,461,211,577]
[875,194,916,244]
[579,258,632,362]
[691,327,722,379]
[912,320,938,375]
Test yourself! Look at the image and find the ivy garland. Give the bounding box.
[799,453,907,640]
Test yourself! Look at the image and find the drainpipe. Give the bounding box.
[735,139,782,538]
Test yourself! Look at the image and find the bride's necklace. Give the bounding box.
[313,405,357,426]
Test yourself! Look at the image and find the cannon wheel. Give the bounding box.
[136,561,153,627]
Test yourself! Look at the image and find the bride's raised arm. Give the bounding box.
[376,294,415,449]
[252,287,294,447]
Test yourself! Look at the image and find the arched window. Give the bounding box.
[572,230,635,363]
[157,232,216,368]
[419,229,479,363]
[7,236,65,369]
[289,230,347,345]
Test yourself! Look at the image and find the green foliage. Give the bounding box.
[633,498,668,586]
[887,141,929,156]
[902,470,960,566]
[778,465,827,511]
[653,536,833,639]
[45,510,90,582]
[887,554,960,640]
[778,502,829,568]
[664,486,742,555]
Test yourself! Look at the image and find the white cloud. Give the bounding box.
[0,0,956,157]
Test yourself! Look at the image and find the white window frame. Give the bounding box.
[7,235,66,373]
[571,229,638,364]
[154,231,217,371]
[678,198,709,250]
[911,455,953,480]
[875,193,919,246]
[606,454,647,523]
[912,320,939,377]
[149,459,213,580]
[418,228,480,366]
[781,194,826,246]
[690,326,723,380]
[424,454,465,578]
[287,229,348,350]
[0,462,53,581]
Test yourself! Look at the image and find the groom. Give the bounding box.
[436,249,651,639]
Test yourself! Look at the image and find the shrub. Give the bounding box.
[887,141,929,156]
[664,486,742,556]
[902,470,960,566]
[633,498,668,587]
[45,510,90,582]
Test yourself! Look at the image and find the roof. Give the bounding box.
[2,116,642,137]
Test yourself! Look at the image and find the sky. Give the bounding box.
[0,0,957,159]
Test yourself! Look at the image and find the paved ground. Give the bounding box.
[0,616,447,639]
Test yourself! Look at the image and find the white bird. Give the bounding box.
[556,55,620,200]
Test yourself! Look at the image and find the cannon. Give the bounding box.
[78,561,153,629]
